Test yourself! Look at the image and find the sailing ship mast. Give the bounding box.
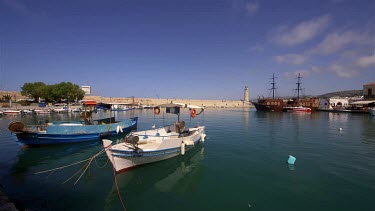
[295,73,303,100]
[270,73,277,99]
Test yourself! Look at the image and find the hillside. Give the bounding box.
[318,90,363,98]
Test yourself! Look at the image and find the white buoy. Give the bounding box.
[201,133,205,142]
[181,143,186,155]
[338,128,342,131]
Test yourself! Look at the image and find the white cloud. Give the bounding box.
[245,2,259,15]
[356,54,375,68]
[274,54,308,65]
[284,70,311,79]
[249,44,264,52]
[329,64,359,78]
[271,14,331,46]
[311,30,372,54]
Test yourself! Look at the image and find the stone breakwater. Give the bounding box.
[83,96,253,108]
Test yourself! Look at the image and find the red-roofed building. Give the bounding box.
[363,82,375,99]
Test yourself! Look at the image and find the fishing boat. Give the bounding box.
[7,101,138,146]
[252,73,286,112]
[102,102,206,173]
[34,109,51,114]
[283,106,311,112]
[2,109,21,115]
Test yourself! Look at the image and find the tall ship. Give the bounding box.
[252,73,286,112]
[285,73,320,112]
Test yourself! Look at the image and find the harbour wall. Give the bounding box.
[83,96,253,108]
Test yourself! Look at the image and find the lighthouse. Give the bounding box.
[244,85,249,106]
[244,85,249,102]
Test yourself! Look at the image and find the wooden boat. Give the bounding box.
[7,101,138,146]
[102,103,206,173]
[252,73,286,112]
[286,73,320,111]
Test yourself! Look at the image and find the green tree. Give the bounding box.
[21,82,46,102]
[21,82,85,103]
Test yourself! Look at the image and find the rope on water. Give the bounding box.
[94,156,109,169]
[112,151,127,211]
[33,148,108,187]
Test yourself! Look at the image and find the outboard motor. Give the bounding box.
[175,121,186,134]
[126,134,140,148]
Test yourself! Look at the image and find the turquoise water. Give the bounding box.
[0,108,374,210]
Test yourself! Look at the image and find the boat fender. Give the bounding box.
[190,108,197,118]
[201,133,205,142]
[119,126,123,133]
[116,125,120,134]
[181,143,185,155]
[154,107,160,115]
[100,131,112,138]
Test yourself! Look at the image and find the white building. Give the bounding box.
[81,86,91,95]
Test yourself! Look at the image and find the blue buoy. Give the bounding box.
[288,155,296,165]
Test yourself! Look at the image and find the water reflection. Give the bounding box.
[104,145,205,209]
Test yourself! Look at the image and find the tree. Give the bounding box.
[21,82,85,103]
[21,82,46,102]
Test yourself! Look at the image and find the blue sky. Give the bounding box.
[0,0,374,100]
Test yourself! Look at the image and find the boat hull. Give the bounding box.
[103,128,204,173]
[253,102,284,112]
[14,117,138,146]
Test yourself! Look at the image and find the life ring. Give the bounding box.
[190,108,197,118]
[154,107,160,115]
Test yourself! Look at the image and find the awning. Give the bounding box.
[350,100,375,105]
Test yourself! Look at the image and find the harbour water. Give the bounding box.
[0,108,374,210]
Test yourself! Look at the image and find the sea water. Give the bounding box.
[0,108,374,210]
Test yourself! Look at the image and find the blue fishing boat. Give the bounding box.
[8,101,138,146]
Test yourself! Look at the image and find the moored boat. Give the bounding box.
[2,109,21,115]
[252,73,286,112]
[286,73,320,111]
[103,103,206,173]
[8,101,138,146]
[283,106,311,112]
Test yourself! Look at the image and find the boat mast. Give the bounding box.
[270,73,277,99]
[295,73,302,99]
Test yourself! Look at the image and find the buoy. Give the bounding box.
[116,125,120,134]
[338,128,342,131]
[287,155,296,165]
[181,143,186,155]
[201,133,205,142]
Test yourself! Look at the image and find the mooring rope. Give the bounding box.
[111,146,127,211]
[33,148,106,175]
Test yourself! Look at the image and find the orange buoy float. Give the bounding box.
[154,107,160,115]
[190,108,197,118]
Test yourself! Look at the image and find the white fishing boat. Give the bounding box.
[103,103,206,173]
[2,109,21,115]
[34,109,51,114]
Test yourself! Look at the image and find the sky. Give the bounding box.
[0,0,374,100]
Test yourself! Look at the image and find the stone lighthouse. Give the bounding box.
[244,85,249,106]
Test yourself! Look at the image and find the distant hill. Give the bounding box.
[318,90,363,98]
